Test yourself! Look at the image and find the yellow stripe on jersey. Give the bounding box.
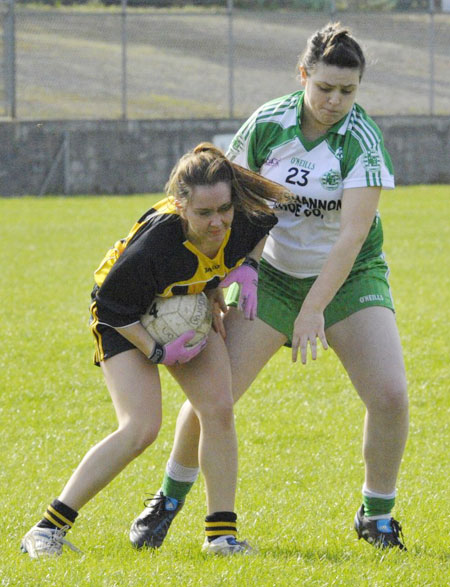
[159,229,243,297]
[93,197,178,288]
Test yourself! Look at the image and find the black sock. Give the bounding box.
[205,511,237,543]
[37,499,78,531]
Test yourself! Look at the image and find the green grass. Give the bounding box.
[0,186,449,586]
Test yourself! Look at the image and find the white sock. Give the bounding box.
[166,458,199,484]
[362,484,396,500]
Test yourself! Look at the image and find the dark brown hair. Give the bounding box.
[165,142,291,217]
[298,22,365,80]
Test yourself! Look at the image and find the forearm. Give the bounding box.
[302,230,366,313]
[302,187,381,314]
[291,187,381,364]
[115,322,156,358]
[247,236,267,263]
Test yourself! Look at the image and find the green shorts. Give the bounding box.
[226,256,394,346]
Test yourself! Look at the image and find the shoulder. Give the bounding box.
[340,105,394,186]
[255,91,302,116]
[129,206,183,253]
[135,196,178,225]
[228,92,302,168]
[250,91,302,129]
[137,197,180,230]
[346,104,385,149]
[234,91,301,138]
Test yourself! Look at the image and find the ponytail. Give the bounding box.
[166,142,292,217]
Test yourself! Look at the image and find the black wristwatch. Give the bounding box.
[148,342,165,364]
[243,256,259,271]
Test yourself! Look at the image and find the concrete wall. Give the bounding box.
[1,116,449,197]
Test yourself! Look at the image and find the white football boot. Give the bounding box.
[21,525,81,558]
[202,535,253,555]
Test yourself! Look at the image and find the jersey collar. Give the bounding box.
[297,91,355,139]
[331,107,353,135]
[183,228,232,262]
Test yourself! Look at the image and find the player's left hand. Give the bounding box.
[291,309,328,364]
[206,288,228,339]
[161,330,208,365]
[219,258,259,320]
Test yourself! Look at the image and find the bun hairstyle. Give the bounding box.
[166,142,292,217]
[299,22,366,80]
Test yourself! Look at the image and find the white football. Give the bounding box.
[140,293,212,347]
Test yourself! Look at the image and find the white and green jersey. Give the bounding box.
[227,91,395,278]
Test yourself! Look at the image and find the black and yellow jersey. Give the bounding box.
[92,196,277,328]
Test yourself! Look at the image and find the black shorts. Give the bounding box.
[90,300,136,366]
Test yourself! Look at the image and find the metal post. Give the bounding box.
[428,0,435,116]
[38,134,67,197]
[227,0,234,119]
[4,0,16,118]
[329,0,336,21]
[121,0,128,120]
[63,130,70,195]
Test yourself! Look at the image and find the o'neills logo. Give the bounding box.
[359,294,384,303]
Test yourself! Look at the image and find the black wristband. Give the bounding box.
[243,256,259,271]
[148,342,165,364]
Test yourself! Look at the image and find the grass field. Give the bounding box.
[0,185,449,586]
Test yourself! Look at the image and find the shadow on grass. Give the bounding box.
[254,545,355,562]
[254,543,420,563]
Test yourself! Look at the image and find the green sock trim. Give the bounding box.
[162,473,193,502]
[363,496,395,517]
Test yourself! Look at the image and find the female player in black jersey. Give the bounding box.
[21,143,290,558]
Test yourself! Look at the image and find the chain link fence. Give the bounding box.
[1,0,449,119]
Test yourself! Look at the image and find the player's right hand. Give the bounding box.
[161,330,208,365]
[291,309,328,365]
[206,288,228,339]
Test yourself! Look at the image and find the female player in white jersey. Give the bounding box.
[132,23,409,552]
[21,143,291,558]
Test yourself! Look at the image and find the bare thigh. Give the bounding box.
[325,306,407,408]
[223,308,287,402]
[168,329,233,412]
[101,349,163,431]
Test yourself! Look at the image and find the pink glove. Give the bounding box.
[220,258,259,320]
[148,330,208,365]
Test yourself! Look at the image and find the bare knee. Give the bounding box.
[197,392,234,430]
[118,419,161,457]
[365,378,409,415]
